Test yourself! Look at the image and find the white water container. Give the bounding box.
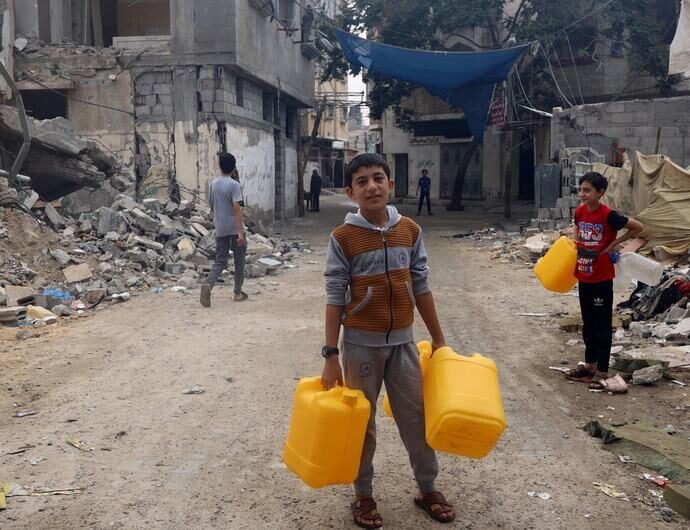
[616,252,664,286]
[613,263,633,291]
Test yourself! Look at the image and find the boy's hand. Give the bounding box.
[237,233,246,246]
[321,355,343,390]
[431,338,446,354]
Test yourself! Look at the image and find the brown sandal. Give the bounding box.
[414,491,456,524]
[351,497,383,529]
[564,364,595,383]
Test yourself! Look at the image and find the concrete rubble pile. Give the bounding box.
[0,175,311,330]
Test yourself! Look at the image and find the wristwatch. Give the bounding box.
[321,346,339,358]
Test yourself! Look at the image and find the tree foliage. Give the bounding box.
[320,0,677,125]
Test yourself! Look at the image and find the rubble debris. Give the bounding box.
[62,263,93,284]
[632,365,665,385]
[1,190,310,326]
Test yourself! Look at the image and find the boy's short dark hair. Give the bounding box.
[579,171,608,191]
[219,152,237,174]
[422,169,428,174]
[344,153,391,188]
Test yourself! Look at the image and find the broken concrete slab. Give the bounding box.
[83,289,107,305]
[585,420,690,483]
[50,248,72,266]
[177,237,196,259]
[113,195,138,212]
[632,364,665,385]
[619,346,690,369]
[0,306,28,324]
[63,263,93,283]
[257,257,282,268]
[132,235,164,252]
[130,208,160,233]
[143,198,161,213]
[191,222,209,237]
[23,190,39,210]
[157,214,174,237]
[44,203,66,229]
[96,207,125,237]
[4,285,34,306]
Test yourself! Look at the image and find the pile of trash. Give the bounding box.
[617,270,690,343]
[0,178,311,329]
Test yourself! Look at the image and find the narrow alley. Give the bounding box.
[1,194,682,529]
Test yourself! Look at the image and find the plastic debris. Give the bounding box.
[66,439,94,452]
[182,385,205,395]
[593,482,629,501]
[642,473,671,488]
[13,409,38,418]
[170,286,187,293]
[528,491,552,500]
[619,455,635,464]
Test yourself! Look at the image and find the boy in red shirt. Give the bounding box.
[565,172,643,389]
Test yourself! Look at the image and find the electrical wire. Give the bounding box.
[538,42,574,107]
[547,37,579,106]
[564,32,586,106]
[20,71,135,116]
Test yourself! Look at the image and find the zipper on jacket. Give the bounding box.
[382,231,393,344]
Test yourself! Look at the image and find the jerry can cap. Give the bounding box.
[341,390,359,407]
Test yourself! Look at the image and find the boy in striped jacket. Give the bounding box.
[320,154,455,528]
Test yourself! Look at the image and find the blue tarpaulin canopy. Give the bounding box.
[334,29,528,141]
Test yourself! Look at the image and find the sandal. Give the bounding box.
[564,364,595,383]
[588,372,610,390]
[233,291,248,302]
[351,497,383,529]
[414,491,456,524]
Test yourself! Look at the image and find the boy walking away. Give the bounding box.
[200,153,248,307]
[565,172,643,389]
[321,154,455,528]
[416,169,432,216]
[310,169,322,212]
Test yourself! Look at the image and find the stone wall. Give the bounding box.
[551,96,690,167]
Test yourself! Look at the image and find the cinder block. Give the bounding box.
[145,94,157,106]
[135,105,151,116]
[213,101,228,113]
[154,84,173,95]
[199,67,215,79]
[158,94,173,106]
[538,208,550,219]
[137,84,154,96]
[561,207,571,219]
[550,208,562,220]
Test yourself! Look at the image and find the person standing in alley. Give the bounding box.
[564,172,643,390]
[321,153,455,528]
[416,169,432,216]
[310,169,322,212]
[200,152,248,307]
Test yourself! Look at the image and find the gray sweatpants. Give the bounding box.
[342,341,438,496]
[204,235,246,294]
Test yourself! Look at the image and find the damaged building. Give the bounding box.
[5,0,315,224]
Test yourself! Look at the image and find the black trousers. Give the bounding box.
[578,280,613,372]
[311,191,320,211]
[418,191,431,213]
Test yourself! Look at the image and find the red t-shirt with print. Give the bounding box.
[574,203,629,283]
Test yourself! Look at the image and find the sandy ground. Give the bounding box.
[1,194,688,529]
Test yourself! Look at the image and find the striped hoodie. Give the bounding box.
[325,205,431,347]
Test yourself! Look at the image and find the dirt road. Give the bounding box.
[1,194,685,529]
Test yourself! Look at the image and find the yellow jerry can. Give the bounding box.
[424,347,506,458]
[283,377,370,488]
[382,341,432,417]
[534,236,577,293]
